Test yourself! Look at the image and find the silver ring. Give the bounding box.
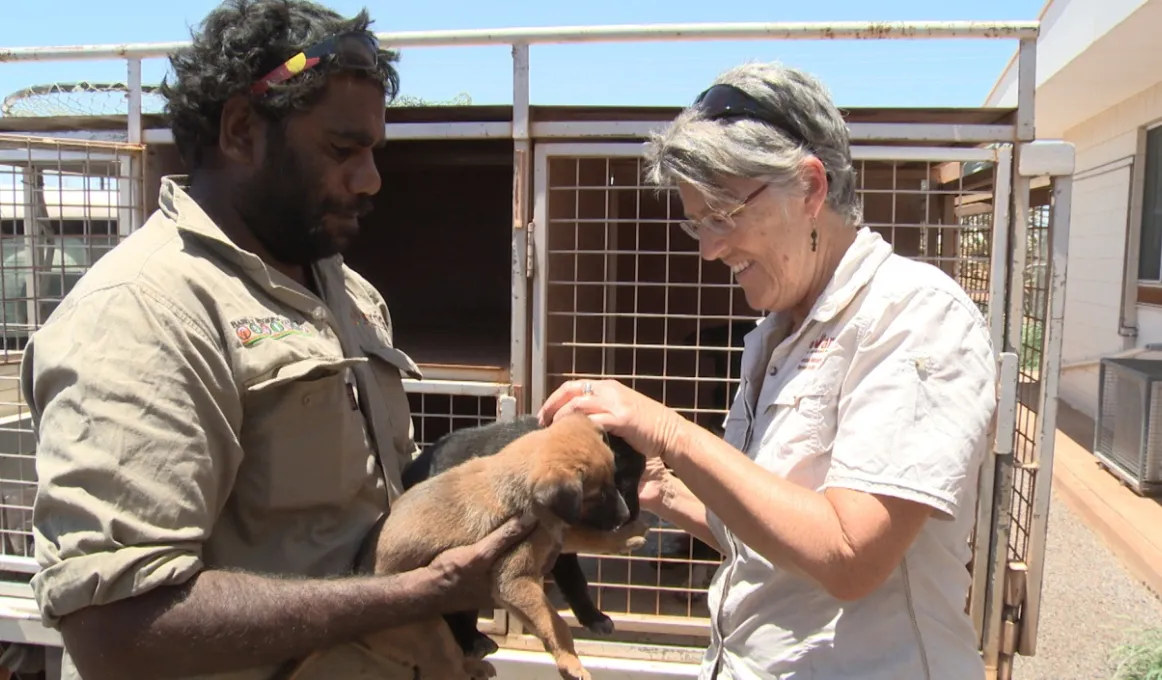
[582,381,593,395]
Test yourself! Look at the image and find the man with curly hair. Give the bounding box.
[18,1,533,678]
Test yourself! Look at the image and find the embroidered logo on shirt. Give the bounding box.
[349,306,387,331]
[350,308,373,327]
[231,316,313,347]
[798,335,837,370]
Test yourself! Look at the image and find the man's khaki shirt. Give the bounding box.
[21,176,423,679]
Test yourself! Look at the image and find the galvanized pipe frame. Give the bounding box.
[0,20,1039,63]
[129,120,1021,146]
[493,630,707,667]
[0,22,1055,669]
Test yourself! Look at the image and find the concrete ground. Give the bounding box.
[1012,486,1162,679]
[1012,401,1162,680]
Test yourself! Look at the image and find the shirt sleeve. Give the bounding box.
[822,286,998,521]
[21,283,243,628]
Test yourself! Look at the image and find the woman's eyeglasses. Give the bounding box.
[679,182,770,241]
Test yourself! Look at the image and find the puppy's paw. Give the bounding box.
[614,518,650,552]
[469,635,500,659]
[584,614,614,635]
[463,658,497,679]
[557,658,591,680]
[623,535,647,551]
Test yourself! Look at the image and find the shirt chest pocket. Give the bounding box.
[756,367,840,479]
[238,356,376,510]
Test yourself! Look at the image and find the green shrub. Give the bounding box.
[1110,628,1162,680]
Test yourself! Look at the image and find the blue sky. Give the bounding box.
[0,0,1044,114]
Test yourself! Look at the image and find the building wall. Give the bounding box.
[1057,80,1162,418]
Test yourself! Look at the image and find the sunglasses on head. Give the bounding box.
[691,83,815,153]
[251,31,380,96]
[676,84,830,241]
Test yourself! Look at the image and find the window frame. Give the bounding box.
[1134,119,1162,308]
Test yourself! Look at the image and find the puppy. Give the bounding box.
[356,412,636,680]
[401,414,649,659]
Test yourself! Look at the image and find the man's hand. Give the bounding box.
[424,513,539,611]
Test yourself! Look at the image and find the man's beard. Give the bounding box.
[235,131,372,268]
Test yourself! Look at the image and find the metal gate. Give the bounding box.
[528,137,1072,676]
[0,134,145,584]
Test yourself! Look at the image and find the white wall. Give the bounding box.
[986,0,1162,139]
[989,0,1150,107]
[1057,80,1162,418]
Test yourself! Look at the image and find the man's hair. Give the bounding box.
[159,0,401,168]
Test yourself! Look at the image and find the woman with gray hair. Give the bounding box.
[539,61,996,680]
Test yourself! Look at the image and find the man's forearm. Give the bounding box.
[62,567,446,680]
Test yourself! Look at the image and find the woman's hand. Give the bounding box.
[636,456,673,515]
[536,378,683,460]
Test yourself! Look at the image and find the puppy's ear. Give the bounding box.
[533,474,584,525]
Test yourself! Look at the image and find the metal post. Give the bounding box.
[970,144,1013,644]
[120,58,143,237]
[1016,39,1036,142]
[981,352,1019,672]
[505,45,530,641]
[126,58,142,145]
[511,42,531,416]
[1007,174,1030,355]
[19,167,39,332]
[988,146,1014,353]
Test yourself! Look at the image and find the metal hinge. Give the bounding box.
[525,222,535,278]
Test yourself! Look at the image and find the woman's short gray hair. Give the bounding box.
[644,61,862,226]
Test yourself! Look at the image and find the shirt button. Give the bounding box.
[311,308,326,321]
[302,394,313,406]
[769,366,778,376]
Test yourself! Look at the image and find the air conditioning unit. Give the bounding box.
[1094,357,1162,496]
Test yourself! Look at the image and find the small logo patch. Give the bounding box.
[231,316,313,347]
[798,335,837,370]
[349,306,386,330]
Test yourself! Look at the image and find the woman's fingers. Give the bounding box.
[554,396,617,431]
[538,379,611,424]
[536,379,586,424]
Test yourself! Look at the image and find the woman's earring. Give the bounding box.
[810,220,818,253]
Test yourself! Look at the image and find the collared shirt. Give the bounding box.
[21,176,423,680]
[702,227,996,680]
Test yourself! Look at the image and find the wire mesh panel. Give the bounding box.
[0,133,144,576]
[531,142,1003,645]
[1009,186,1051,564]
[406,390,500,448]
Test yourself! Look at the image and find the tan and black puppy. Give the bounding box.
[358,412,632,680]
[402,413,649,660]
